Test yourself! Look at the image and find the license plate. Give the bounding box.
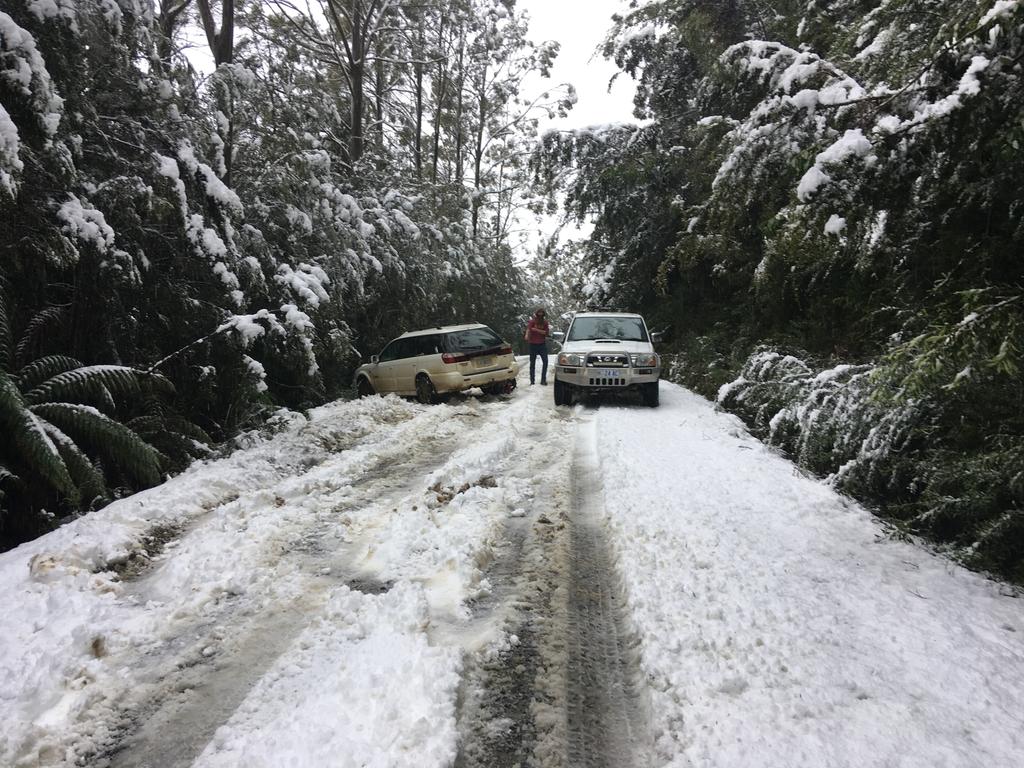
[600,369,621,378]
[476,356,494,368]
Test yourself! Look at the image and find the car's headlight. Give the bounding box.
[558,353,583,366]
[630,353,660,367]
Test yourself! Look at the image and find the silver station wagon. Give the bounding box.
[354,324,518,403]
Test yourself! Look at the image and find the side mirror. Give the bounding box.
[551,331,565,341]
[370,355,380,364]
[651,331,664,344]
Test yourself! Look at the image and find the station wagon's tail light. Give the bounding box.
[442,352,469,364]
[499,345,512,355]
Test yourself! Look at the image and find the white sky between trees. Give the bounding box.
[182,1,638,260]
[515,0,637,260]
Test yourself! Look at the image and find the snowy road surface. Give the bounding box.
[2,368,1023,767]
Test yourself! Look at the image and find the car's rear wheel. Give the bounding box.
[641,381,660,408]
[416,374,439,405]
[553,379,571,406]
[356,376,375,398]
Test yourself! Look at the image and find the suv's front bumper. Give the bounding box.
[554,365,660,390]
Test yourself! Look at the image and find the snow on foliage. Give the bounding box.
[981,0,1021,25]
[57,194,116,254]
[0,103,21,195]
[717,349,915,495]
[797,129,874,201]
[275,263,330,308]
[712,42,868,194]
[177,143,243,215]
[0,11,63,136]
[905,55,990,129]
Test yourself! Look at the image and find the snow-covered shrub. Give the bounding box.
[716,348,918,485]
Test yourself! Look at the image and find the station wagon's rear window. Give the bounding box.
[446,327,502,352]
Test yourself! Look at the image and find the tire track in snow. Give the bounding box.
[453,393,574,768]
[453,396,651,768]
[565,419,651,767]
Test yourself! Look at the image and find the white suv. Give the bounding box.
[552,312,661,407]
[354,324,518,403]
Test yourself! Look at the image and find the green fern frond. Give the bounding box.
[15,306,65,366]
[0,289,12,373]
[0,461,22,491]
[128,414,213,445]
[25,366,173,406]
[15,355,84,393]
[139,429,211,467]
[40,422,109,505]
[0,461,21,503]
[0,372,77,499]
[31,402,163,487]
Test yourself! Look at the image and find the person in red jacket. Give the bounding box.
[523,308,550,385]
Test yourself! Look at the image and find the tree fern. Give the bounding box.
[40,422,109,506]
[0,288,12,373]
[0,461,21,503]
[0,372,78,500]
[25,365,174,406]
[15,355,84,392]
[30,402,163,488]
[14,306,65,366]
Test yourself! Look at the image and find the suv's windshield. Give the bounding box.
[566,316,648,342]
[446,326,503,352]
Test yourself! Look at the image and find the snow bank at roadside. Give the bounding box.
[591,383,1024,767]
[0,395,471,765]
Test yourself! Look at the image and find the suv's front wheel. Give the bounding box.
[641,381,659,408]
[416,374,439,405]
[553,379,571,406]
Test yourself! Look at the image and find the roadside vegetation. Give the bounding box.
[0,0,569,547]
[534,0,1024,582]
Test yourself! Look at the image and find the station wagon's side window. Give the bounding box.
[378,339,404,362]
[417,335,443,355]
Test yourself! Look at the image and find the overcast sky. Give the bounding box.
[517,0,637,130]
[513,0,638,259]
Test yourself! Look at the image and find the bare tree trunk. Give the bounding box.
[349,1,365,163]
[471,65,487,240]
[155,0,190,74]
[454,31,465,183]
[196,0,234,65]
[431,14,448,183]
[414,24,424,178]
[196,0,236,185]
[374,36,385,156]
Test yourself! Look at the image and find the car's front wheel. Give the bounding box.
[553,379,571,406]
[356,376,375,398]
[641,381,660,408]
[416,374,439,405]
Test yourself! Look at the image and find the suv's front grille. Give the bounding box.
[585,353,629,368]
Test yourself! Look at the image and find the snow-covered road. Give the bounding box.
[2,369,1022,767]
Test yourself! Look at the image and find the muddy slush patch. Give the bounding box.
[107,524,184,582]
[455,514,540,768]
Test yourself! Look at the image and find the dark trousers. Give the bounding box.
[529,343,548,383]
